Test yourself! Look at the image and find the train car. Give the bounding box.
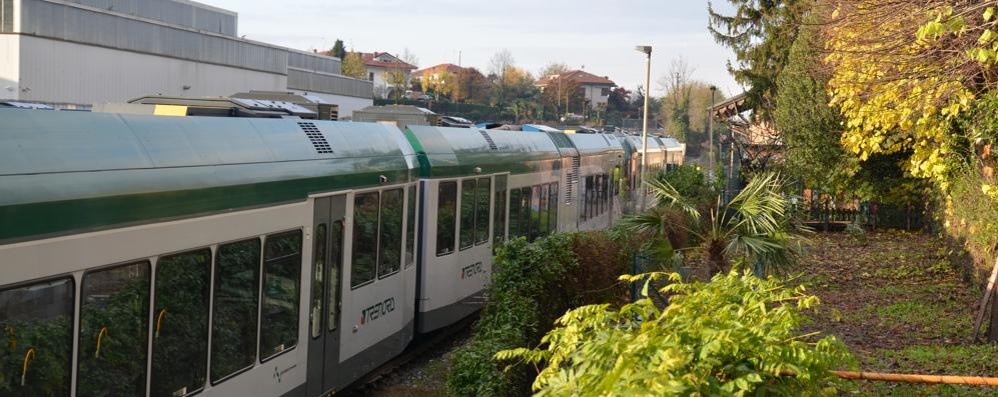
[0,110,420,396]
[0,109,664,397]
[563,133,625,232]
[619,134,669,211]
[403,125,563,333]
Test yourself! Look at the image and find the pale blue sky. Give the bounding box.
[206,0,742,97]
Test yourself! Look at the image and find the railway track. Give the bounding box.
[336,313,480,396]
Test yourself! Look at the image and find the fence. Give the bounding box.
[806,202,925,231]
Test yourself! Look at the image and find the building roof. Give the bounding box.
[536,70,616,87]
[361,52,417,70]
[412,63,465,78]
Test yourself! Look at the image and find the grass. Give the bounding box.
[801,230,989,396]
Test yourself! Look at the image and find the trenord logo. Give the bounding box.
[360,297,395,325]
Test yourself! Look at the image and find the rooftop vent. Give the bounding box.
[298,122,333,154]
[478,129,499,151]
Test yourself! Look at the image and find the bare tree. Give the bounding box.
[489,49,515,78]
[401,48,419,69]
[539,62,572,79]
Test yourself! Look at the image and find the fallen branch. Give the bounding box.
[831,370,998,386]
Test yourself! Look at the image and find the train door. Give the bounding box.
[307,194,346,397]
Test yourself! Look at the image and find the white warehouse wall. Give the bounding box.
[15,35,287,105]
[0,35,20,97]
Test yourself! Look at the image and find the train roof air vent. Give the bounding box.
[298,122,333,154]
[478,129,499,151]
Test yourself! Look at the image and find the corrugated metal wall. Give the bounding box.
[19,0,282,74]
[1,0,13,32]
[287,69,373,99]
[57,0,236,35]
[288,51,342,75]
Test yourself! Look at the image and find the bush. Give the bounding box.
[447,231,633,396]
[499,271,855,396]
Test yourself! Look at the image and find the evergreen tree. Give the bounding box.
[708,0,805,120]
[774,10,846,191]
[329,39,346,59]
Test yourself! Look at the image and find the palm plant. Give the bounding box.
[625,171,809,277]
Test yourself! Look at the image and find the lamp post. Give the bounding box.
[635,45,652,211]
[708,85,717,181]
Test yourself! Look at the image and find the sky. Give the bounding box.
[205,0,742,98]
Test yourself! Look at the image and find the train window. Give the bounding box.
[521,187,532,240]
[311,224,327,339]
[586,176,595,220]
[380,188,403,278]
[538,184,549,236]
[0,278,73,396]
[260,230,303,360]
[530,185,541,241]
[352,192,379,287]
[549,183,559,234]
[211,239,260,382]
[494,176,508,248]
[613,166,622,196]
[152,249,211,397]
[436,182,458,256]
[595,174,602,216]
[508,188,521,238]
[405,185,417,269]
[328,221,344,332]
[77,262,150,396]
[475,177,491,245]
[459,179,476,250]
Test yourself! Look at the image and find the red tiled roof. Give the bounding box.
[360,52,417,70]
[536,70,615,87]
[412,63,464,78]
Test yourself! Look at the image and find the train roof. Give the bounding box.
[563,133,625,156]
[0,109,416,242]
[405,125,562,177]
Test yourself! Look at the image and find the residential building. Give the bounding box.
[535,70,616,110]
[361,52,417,99]
[0,0,373,117]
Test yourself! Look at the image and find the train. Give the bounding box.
[0,109,682,397]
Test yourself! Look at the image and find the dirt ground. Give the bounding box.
[799,230,998,396]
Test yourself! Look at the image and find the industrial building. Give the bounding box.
[0,0,373,117]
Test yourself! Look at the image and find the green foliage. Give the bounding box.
[498,271,854,396]
[448,231,634,396]
[659,164,711,207]
[628,172,810,276]
[774,12,849,192]
[708,0,805,118]
[328,39,346,60]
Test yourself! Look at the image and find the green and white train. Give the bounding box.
[0,110,675,397]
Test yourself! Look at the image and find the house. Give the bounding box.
[361,52,417,99]
[411,63,465,83]
[535,70,616,110]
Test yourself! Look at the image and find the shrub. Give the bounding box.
[498,271,855,396]
[447,231,633,396]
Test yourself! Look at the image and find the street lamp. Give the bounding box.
[708,85,717,181]
[635,45,652,211]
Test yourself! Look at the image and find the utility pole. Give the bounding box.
[635,45,652,211]
[708,85,717,182]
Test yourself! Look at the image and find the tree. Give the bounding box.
[454,67,492,104]
[774,10,847,192]
[659,58,696,141]
[824,0,993,182]
[707,0,806,119]
[607,87,631,112]
[539,76,582,119]
[625,172,809,276]
[328,39,346,60]
[421,70,456,100]
[489,49,516,106]
[341,51,367,80]
[538,62,571,79]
